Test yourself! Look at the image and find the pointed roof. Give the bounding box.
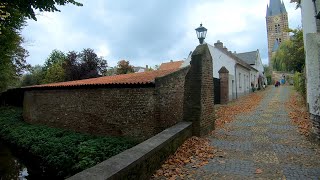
[234,50,258,65]
[281,1,287,13]
[266,0,287,17]
[272,40,279,52]
[266,5,270,17]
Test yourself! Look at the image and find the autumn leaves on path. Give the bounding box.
[152,88,266,179]
[153,86,320,179]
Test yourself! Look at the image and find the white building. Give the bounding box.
[234,49,266,87]
[181,41,260,102]
[291,0,320,138]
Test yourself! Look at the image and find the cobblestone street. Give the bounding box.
[186,86,320,179]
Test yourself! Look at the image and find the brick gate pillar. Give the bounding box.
[183,44,215,136]
[219,66,229,104]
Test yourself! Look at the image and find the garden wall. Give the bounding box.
[23,67,189,141]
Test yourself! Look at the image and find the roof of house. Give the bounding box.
[234,51,257,65]
[24,68,179,88]
[133,66,146,72]
[207,43,258,71]
[159,60,184,70]
[266,0,287,17]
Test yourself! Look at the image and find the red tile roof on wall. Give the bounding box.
[159,60,184,70]
[24,68,179,88]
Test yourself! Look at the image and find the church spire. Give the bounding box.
[280,0,287,13]
[266,5,270,17]
[266,0,284,17]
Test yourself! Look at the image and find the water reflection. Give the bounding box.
[0,142,29,180]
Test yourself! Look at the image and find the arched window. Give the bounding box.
[275,24,280,33]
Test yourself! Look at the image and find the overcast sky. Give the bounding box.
[21,0,301,68]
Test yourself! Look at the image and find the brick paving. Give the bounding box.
[186,86,320,179]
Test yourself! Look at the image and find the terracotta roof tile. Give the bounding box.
[25,69,178,88]
[159,60,184,70]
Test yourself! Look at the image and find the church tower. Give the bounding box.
[266,0,290,68]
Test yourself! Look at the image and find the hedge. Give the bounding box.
[0,107,138,178]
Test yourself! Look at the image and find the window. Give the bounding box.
[275,24,280,33]
[276,38,282,43]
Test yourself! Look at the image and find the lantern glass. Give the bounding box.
[195,24,207,44]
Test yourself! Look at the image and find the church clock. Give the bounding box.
[274,16,280,23]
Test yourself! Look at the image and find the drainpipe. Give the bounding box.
[249,70,251,93]
[234,64,238,99]
[312,0,320,19]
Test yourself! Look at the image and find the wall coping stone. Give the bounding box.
[67,122,192,180]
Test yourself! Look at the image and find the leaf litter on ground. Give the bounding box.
[153,88,267,179]
[286,90,311,136]
[214,88,266,129]
[152,137,215,179]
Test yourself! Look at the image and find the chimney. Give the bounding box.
[214,40,223,48]
[223,46,228,51]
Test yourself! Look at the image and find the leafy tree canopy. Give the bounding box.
[272,28,305,73]
[116,60,134,75]
[0,0,82,21]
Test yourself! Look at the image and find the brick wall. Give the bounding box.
[23,87,156,140]
[23,68,189,141]
[183,44,215,136]
[154,67,190,132]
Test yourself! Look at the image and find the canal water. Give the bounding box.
[0,142,29,180]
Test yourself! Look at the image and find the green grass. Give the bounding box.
[0,106,138,178]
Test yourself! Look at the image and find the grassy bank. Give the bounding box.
[0,107,138,178]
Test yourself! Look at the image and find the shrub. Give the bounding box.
[293,72,306,98]
[266,75,272,85]
[0,107,138,178]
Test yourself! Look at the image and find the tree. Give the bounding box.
[116,60,134,75]
[272,28,305,72]
[20,65,46,86]
[0,8,29,92]
[43,62,65,83]
[41,50,66,83]
[0,0,82,22]
[78,48,108,79]
[0,0,82,91]
[43,50,66,71]
[64,51,80,81]
[63,49,108,81]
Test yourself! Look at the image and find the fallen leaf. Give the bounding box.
[255,168,263,174]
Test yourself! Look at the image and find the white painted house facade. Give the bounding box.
[292,0,320,138]
[181,41,260,102]
[234,49,266,87]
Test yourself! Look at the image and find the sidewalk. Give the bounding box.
[185,86,320,179]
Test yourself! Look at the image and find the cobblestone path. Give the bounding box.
[188,86,320,179]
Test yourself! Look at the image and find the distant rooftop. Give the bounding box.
[159,60,184,70]
[234,50,258,65]
[24,69,179,89]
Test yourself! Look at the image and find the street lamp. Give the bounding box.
[195,23,207,44]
